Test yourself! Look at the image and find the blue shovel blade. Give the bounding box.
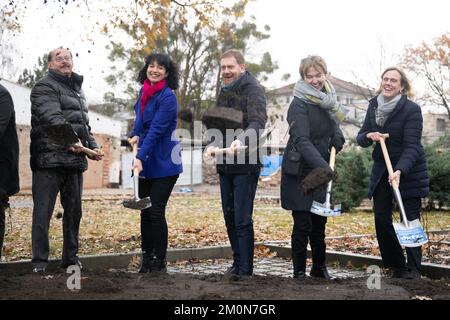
[393,219,428,247]
[310,202,342,217]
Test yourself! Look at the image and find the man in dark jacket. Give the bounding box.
[0,84,20,261]
[30,47,103,273]
[205,49,267,279]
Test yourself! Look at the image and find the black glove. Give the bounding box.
[301,166,336,195]
[330,136,344,153]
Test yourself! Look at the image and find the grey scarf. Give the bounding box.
[221,72,246,92]
[293,79,345,122]
[375,94,402,127]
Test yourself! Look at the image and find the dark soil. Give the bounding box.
[0,269,448,300]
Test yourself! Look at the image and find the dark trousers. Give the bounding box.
[31,168,83,268]
[373,173,422,270]
[291,211,327,273]
[0,199,6,260]
[219,172,259,276]
[139,175,178,260]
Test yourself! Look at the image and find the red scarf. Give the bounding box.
[140,78,167,115]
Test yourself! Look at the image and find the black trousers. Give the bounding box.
[0,198,6,260]
[291,210,327,273]
[139,175,178,260]
[31,168,83,268]
[373,173,422,270]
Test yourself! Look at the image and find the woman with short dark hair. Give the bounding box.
[129,53,183,274]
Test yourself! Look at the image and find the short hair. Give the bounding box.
[299,55,328,79]
[48,46,72,62]
[380,67,413,97]
[137,53,180,90]
[220,49,245,65]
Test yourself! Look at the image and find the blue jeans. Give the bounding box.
[219,171,259,275]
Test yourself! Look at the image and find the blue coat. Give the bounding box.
[130,86,183,179]
[356,95,429,200]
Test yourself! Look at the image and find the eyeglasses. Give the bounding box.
[54,56,72,63]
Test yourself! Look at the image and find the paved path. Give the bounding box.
[163,257,366,279]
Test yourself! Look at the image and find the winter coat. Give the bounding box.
[130,86,183,179]
[215,71,267,174]
[281,97,345,211]
[30,70,98,171]
[357,95,429,200]
[0,84,19,197]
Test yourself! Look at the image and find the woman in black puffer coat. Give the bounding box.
[281,55,345,280]
[357,67,429,279]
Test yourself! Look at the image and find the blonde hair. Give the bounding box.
[379,67,413,97]
[299,55,327,79]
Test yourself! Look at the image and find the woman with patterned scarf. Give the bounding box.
[281,55,345,280]
[128,53,183,274]
[357,67,429,279]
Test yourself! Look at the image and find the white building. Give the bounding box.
[265,75,374,148]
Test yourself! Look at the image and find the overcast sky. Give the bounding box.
[247,0,450,90]
[7,0,450,103]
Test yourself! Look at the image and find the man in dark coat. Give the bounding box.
[0,84,20,261]
[30,47,103,273]
[205,49,267,278]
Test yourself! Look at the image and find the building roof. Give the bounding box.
[268,75,374,97]
[0,79,122,138]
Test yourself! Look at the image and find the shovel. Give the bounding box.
[122,143,152,210]
[208,145,248,156]
[379,134,427,247]
[310,146,342,217]
[43,124,100,158]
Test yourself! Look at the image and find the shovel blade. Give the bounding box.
[122,197,152,210]
[310,201,342,217]
[393,219,428,247]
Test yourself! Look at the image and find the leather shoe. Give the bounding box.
[293,271,307,280]
[32,266,46,274]
[224,265,239,276]
[310,266,331,279]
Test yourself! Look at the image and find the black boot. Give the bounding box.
[292,254,306,279]
[150,257,167,274]
[310,265,331,279]
[138,254,152,273]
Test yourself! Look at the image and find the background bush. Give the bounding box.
[333,145,372,212]
[424,136,450,209]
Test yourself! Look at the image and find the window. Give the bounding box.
[437,118,446,132]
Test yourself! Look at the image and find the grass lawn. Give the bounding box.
[2,194,449,263]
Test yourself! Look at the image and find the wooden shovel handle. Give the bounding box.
[378,134,399,188]
[79,145,99,158]
[211,146,247,156]
[329,146,336,170]
[131,143,141,176]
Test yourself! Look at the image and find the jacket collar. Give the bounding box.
[48,69,83,91]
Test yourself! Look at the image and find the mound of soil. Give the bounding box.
[0,269,448,300]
